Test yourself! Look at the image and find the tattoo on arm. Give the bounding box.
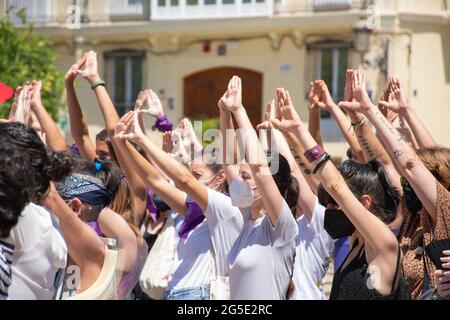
[299,161,312,176]
[357,134,384,161]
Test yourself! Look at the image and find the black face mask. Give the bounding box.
[324,209,356,240]
[402,179,422,215]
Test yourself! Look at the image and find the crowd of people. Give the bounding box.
[0,50,449,300]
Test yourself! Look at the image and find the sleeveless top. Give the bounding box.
[330,241,409,300]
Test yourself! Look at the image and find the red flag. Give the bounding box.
[0,82,14,104]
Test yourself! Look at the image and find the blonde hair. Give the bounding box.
[416,147,450,189]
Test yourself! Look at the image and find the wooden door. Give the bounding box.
[184,67,263,127]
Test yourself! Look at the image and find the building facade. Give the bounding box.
[2,0,450,158]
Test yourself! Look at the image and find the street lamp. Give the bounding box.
[353,17,373,54]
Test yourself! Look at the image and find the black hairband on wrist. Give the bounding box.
[313,153,332,175]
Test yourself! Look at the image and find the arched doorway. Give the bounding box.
[184,67,263,127]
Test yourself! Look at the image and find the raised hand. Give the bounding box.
[30,80,43,108]
[344,69,354,102]
[257,100,277,130]
[339,70,373,112]
[270,88,302,133]
[314,80,335,111]
[78,51,100,84]
[170,130,191,165]
[308,82,319,111]
[9,86,22,121]
[220,76,243,113]
[10,85,32,124]
[136,90,165,118]
[181,118,203,151]
[162,131,174,154]
[65,54,87,85]
[115,111,145,145]
[378,77,410,114]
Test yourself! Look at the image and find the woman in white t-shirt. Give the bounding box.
[0,123,79,300]
[218,76,299,300]
[251,97,335,300]
[116,105,243,300]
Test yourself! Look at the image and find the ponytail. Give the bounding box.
[44,151,75,183]
[369,161,401,223]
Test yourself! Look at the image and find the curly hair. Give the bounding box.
[0,123,74,202]
[0,136,33,238]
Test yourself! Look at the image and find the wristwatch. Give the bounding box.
[91,80,106,90]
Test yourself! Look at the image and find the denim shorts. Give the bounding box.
[163,286,210,300]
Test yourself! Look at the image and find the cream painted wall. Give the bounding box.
[407,26,450,147]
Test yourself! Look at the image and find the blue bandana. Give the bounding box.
[57,174,114,208]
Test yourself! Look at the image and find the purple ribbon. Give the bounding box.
[152,114,174,132]
[146,188,158,222]
[70,143,81,156]
[178,193,230,240]
[87,221,103,237]
[178,197,205,240]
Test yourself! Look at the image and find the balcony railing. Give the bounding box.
[3,0,449,26]
[151,0,274,20]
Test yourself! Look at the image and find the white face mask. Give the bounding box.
[230,178,255,209]
[199,174,220,190]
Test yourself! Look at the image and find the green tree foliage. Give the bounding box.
[0,9,64,120]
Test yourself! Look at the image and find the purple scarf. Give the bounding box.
[178,193,230,240]
[87,221,103,237]
[178,197,205,240]
[146,188,158,222]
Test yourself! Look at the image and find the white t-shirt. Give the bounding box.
[166,219,213,292]
[167,189,243,292]
[5,203,67,300]
[204,189,243,276]
[291,198,334,300]
[228,201,298,300]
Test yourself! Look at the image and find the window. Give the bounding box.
[151,0,272,20]
[105,51,144,116]
[6,0,52,24]
[313,0,353,12]
[109,0,146,17]
[315,46,348,119]
[307,41,349,142]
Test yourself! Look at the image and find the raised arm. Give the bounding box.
[97,207,138,273]
[115,112,187,215]
[278,129,321,194]
[308,82,324,149]
[222,76,285,226]
[41,184,105,289]
[118,110,210,211]
[378,77,437,149]
[271,87,398,256]
[316,77,365,163]
[78,51,147,221]
[219,92,240,185]
[30,80,68,152]
[271,126,316,221]
[65,54,97,162]
[344,70,440,223]
[9,85,31,125]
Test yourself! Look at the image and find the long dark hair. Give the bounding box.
[318,160,401,224]
[0,123,74,202]
[266,151,299,215]
[0,136,33,238]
